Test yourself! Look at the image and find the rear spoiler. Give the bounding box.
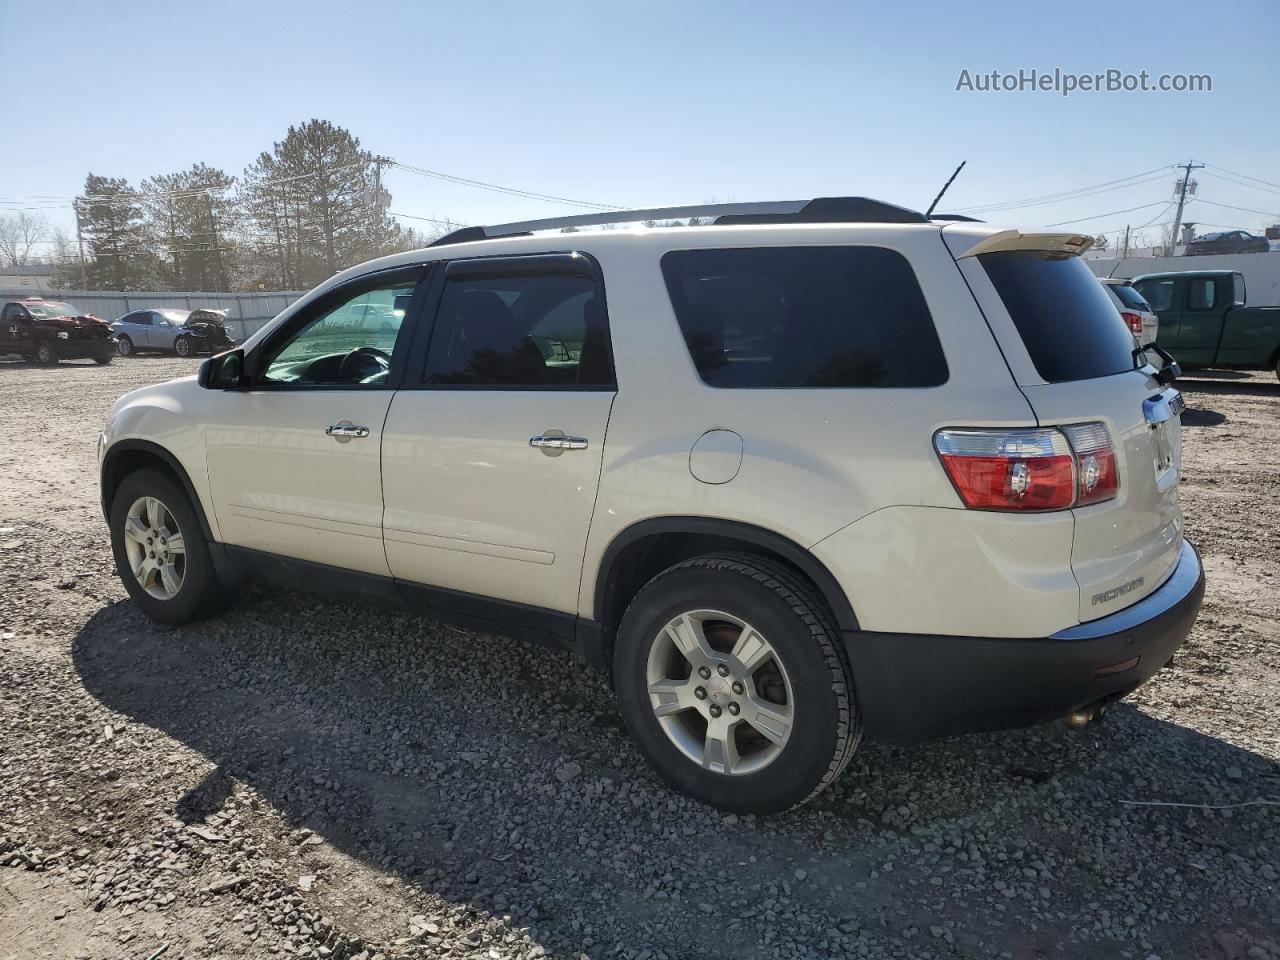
[953,230,1094,258]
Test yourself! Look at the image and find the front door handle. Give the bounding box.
[326,423,370,440]
[529,434,589,451]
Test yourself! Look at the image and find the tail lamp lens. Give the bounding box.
[935,423,1118,511]
[1119,311,1143,335]
[1061,422,1119,505]
[934,428,1075,510]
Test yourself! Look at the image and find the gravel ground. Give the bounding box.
[1,355,1277,960]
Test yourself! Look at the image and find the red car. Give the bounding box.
[1,298,116,365]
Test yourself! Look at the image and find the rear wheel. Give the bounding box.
[174,335,191,357]
[117,336,133,357]
[34,340,59,365]
[613,554,859,813]
[109,469,225,624]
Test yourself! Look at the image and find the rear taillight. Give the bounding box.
[935,423,1119,512]
[1120,311,1143,335]
[1060,422,1119,505]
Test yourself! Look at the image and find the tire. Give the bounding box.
[94,352,114,365]
[117,336,133,357]
[613,553,860,813]
[34,340,59,365]
[174,335,191,357]
[109,468,226,624]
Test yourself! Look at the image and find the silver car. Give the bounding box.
[111,308,234,358]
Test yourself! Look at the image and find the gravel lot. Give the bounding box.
[1,355,1277,960]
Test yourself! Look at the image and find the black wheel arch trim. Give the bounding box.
[593,516,860,634]
[100,439,216,543]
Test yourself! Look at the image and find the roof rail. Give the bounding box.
[428,196,929,247]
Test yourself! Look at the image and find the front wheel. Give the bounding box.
[117,336,134,357]
[94,352,114,365]
[613,554,860,813]
[173,335,191,357]
[109,469,226,624]
[34,340,59,365]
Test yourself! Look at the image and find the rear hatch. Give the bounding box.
[950,231,1184,623]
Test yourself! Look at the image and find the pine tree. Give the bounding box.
[79,175,155,290]
[142,164,236,291]
[240,120,405,288]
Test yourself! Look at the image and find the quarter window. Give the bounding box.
[261,278,417,386]
[661,246,947,388]
[422,272,614,388]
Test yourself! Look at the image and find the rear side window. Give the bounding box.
[1109,284,1151,311]
[423,273,614,388]
[660,247,947,388]
[979,252,1136,383]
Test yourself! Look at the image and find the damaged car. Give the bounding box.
[111,308,236,358]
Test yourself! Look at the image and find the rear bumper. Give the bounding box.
[844,540,1205,744]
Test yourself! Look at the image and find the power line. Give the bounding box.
[1203,163,1280,192]
[1044,201,1169,227]
[952,165,1174,213]
[1190,198,1280,218]
[1198,169,1280,198]
[387,161,624,210]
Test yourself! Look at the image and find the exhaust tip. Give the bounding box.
[1064,709,1095,730]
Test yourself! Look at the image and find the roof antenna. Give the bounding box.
[925,161,967,219]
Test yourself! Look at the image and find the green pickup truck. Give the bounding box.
[1131,270,1280,380]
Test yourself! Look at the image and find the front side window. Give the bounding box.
[661,246,947,388]
[261,278,417,386]
[1188,278,1216,311]
[422,272,614,387]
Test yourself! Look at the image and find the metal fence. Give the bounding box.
[0,288,305,341]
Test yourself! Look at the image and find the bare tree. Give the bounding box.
[0,212,52,266]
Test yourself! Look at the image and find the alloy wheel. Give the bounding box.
[645,609,794,775]
[122,496,186,600]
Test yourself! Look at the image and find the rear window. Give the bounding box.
[661,246,948,389]
[979,252,1136,383]
[1108,284,1151,311]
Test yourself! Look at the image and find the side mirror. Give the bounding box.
[199,348,245,389]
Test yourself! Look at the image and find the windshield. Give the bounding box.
[157,309,190,324]
[25,301,81,318]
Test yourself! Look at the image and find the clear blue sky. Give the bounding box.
[4,0,1278,253]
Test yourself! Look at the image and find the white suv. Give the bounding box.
[98,197,1205,813]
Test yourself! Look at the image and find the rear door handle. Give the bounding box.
[326,423,370,440]
[529,434,589,450]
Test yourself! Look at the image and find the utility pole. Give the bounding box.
[1121,224,1131,259]
[72,198,88,289]
[1169,159,1203,257]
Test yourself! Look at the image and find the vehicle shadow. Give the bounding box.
[1181,407,1228,427]
[72,593,1280,959]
